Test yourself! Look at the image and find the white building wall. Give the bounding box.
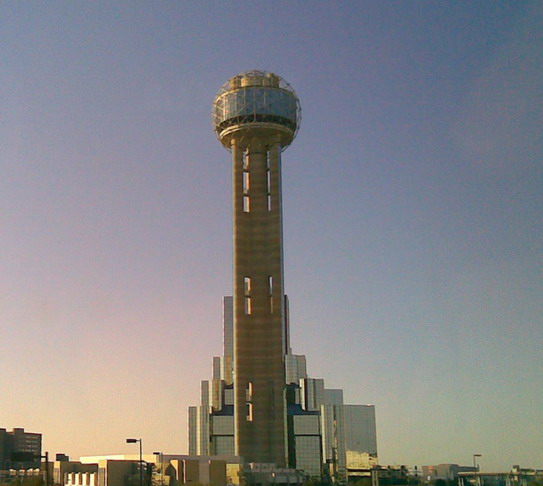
[65,472,97,486]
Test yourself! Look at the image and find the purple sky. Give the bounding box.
[1,1,542,471]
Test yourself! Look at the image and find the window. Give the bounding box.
[268,276,273,313]
[266,169,271,211]
[266,150,270,169]
[243,150,249,170]
[243,196,250,212]
[245,297,252,315]
[244,276,251,295]
[246,403,253,421]
[246,381,253,401]
[243,171,250,194]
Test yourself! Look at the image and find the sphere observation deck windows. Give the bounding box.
[214,87,298,134]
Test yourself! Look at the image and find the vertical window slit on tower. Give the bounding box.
[243,165,250,212]
[268,276,273,313]
[266,150,270,169]
[244,297,251,315]
[246,381,253,419]
[244,276,251,314]
[243,171,250,194]
[266,169,271,211]
[243,149,249,170]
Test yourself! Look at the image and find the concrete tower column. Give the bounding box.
[232,138,286,465]
[213,70,301,466]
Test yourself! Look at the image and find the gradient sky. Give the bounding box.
[1,1,542,472]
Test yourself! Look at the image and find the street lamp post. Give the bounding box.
[473,454,482,471]
[153,452,164,486]
[126,438,143,486]
[40,452,50,486]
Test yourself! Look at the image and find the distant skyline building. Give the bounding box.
[0,427,42,469]
[188,71,377,479]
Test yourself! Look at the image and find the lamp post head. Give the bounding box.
[126,438,139,444]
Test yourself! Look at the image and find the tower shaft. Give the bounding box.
[232,138,287,466]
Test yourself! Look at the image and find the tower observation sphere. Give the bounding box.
[212,71,300,467]
[213,70,301,151]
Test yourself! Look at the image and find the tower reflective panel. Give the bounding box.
[212,71,301,466]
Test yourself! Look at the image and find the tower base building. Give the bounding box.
[188,297,378,482]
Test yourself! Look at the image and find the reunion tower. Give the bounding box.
[212,70,301,466]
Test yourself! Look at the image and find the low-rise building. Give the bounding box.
[55,454,240,486]
[53,459,98,485]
